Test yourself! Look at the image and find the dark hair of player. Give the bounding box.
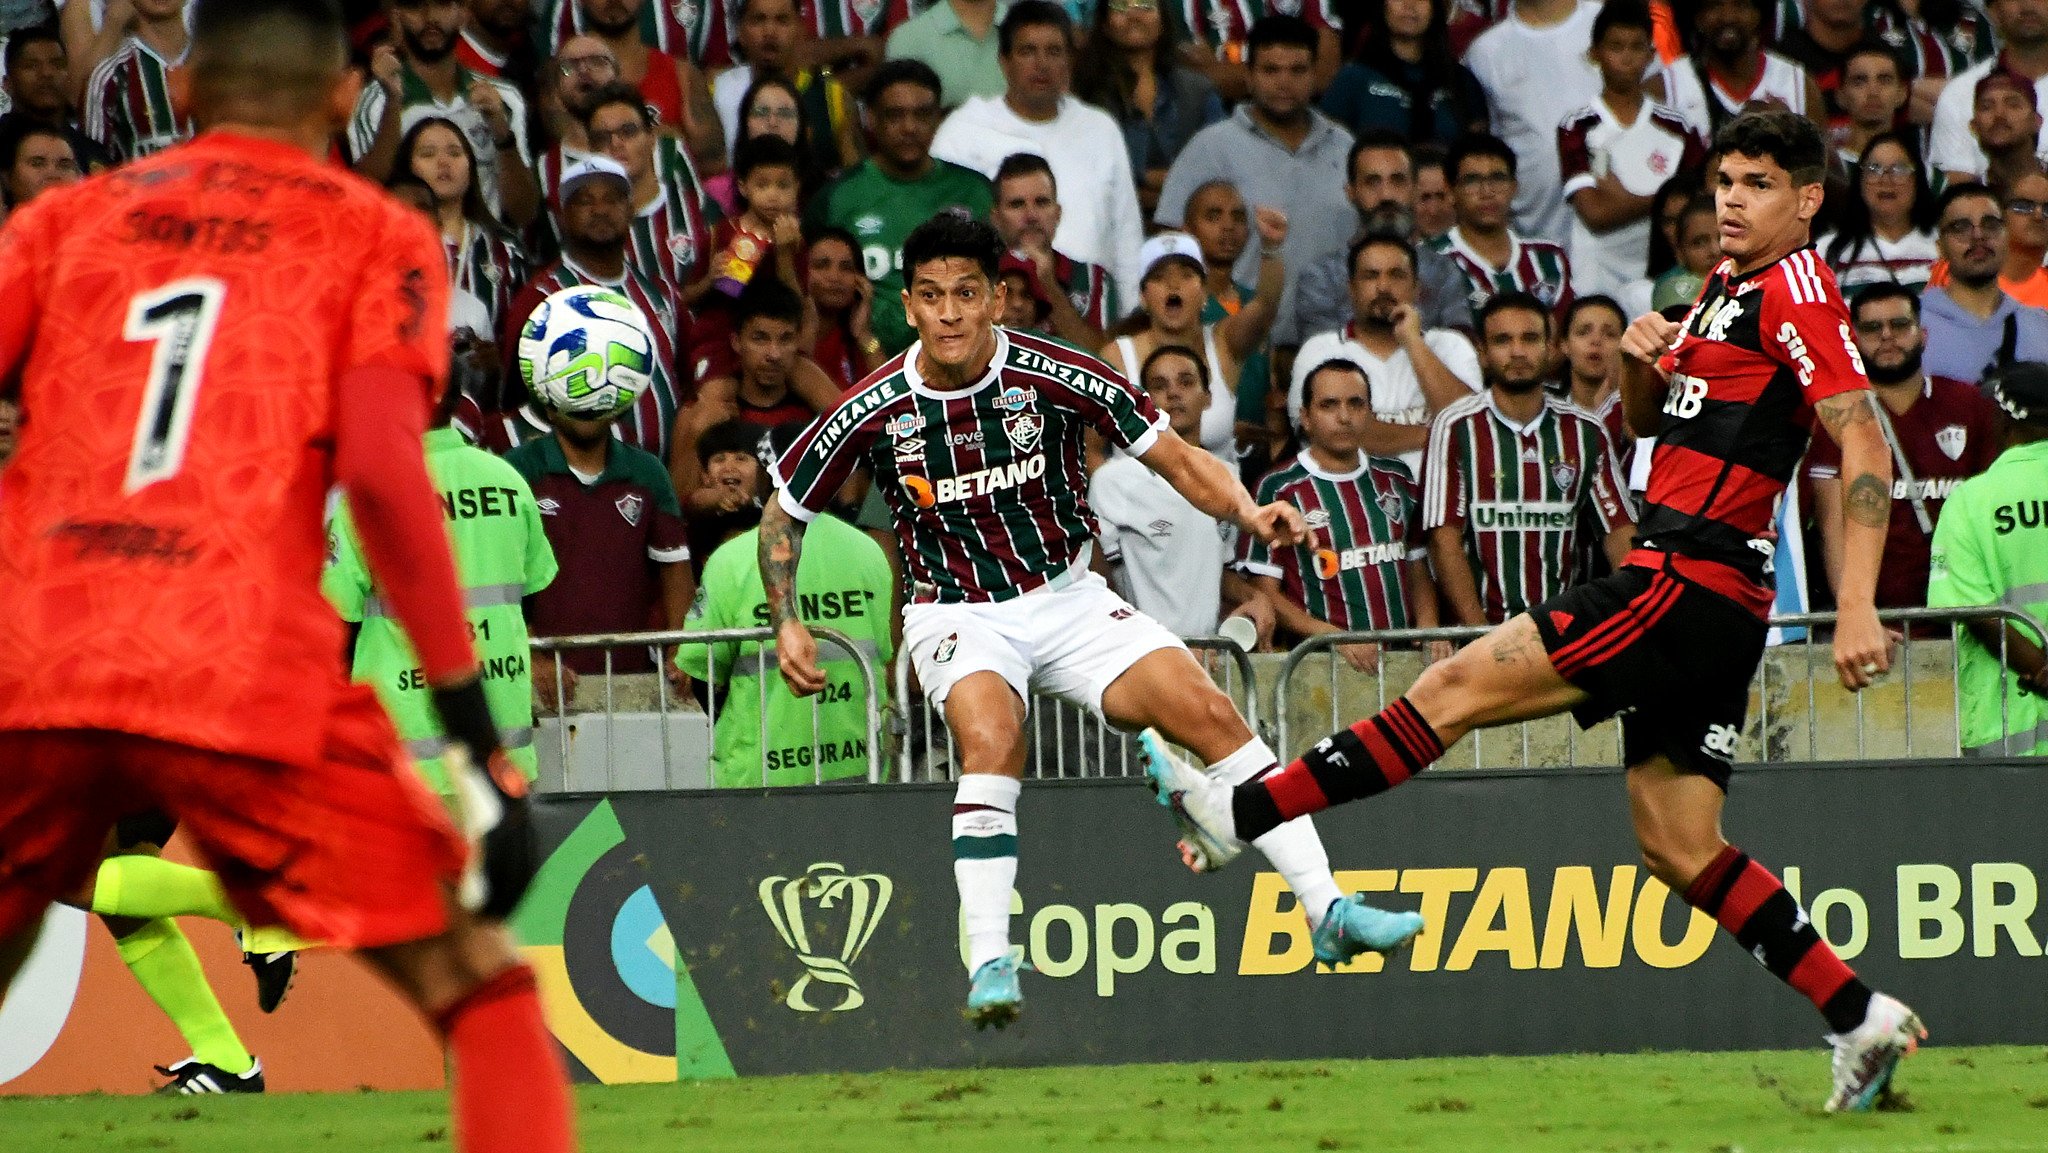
[1934,179,2001,221]
[1712,107,1827,187]
[582,81,652,130]
[1592,0,1654,44]
[696,416,768,466]
[733,132,801,181]
[1246,13,1319,63]
[1347,230,1417,278]
[1346,129,1413,184]
[994,151,1056,196]
[999,0,1072,56]
[1446,131,1518,181]
[1562,293,1627,333]
[1477,290,1553,340]
[733,275,805,331]
[1139,343,1211,395]
[1849,280,1923,322]
[902,211,1004,284]
[188,0,349,120]
[3,20,61,71]
[1300,358,1369,411]
[863,57,943,107]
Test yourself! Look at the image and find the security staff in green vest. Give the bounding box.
[324,384,560,798]
[1927,361,2048,757]
[677,422,894,787]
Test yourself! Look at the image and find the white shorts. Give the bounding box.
[903,572,1186,721]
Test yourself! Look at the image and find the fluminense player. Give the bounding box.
[764,212,1425,1028]
[1149,108,1928,1112]
[0,0,574,1147]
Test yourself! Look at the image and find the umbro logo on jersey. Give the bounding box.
[1109,607,1135,620]
[615,493,645,526]
[1148,518,1174,537]
[536,497,561,517]
[895,436,926,461]
[1303,509,1332,530]
[854,214,883,235]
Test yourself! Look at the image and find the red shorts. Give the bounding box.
[0,685,467,950]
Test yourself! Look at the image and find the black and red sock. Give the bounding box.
[1233,697,1445,842]
[1684,846,1873,1034]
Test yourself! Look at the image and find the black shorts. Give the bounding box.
[113,809,178,850]
[1529,562,1766,789]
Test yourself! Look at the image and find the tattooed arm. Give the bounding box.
[1814,389,1896,691]
[759,496,827,696]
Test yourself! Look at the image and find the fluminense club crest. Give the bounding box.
[1002,411,1044,452]
[758,862,893,1012]
[1550,460,1579,493]
[615,492,645,525]
[1934,424,1967,461]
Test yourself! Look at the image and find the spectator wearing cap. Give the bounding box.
[678,420,894,788]
[1946,65,2047,192]
[1089,344,1275,643]
[1930,6,2048,190]
[351,0,540,229]
[1100,227,1285,469]
[0,118,80,221]
[497,155,687,459]
[1927,360,2048,757]
[1810,282,2001,612]
[82,0,193,163]
[1919,182,2048,385]
[883,0,1007,109]
[806,60,994,356]
[1290,231,1481,478]
[988,152,1119,349]
[583,82,716,298]
[0,24,106,174]
[930,1,1145,305]
[1157,15,1353,354]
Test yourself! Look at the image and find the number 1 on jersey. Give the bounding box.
[124,278,226,493]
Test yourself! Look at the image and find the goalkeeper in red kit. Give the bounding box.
[0,1,574,1148]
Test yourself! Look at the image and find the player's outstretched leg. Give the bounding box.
[1630,761,1924,1111]
[103,917,266,1094]
[1108,650,1423,963]
[84,853,299,1012]
[944,674,1031,1029]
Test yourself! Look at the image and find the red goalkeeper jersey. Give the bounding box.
[0,131,453,768]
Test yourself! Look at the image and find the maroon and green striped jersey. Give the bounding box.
[1427,226,1575,317]
[1054,253,1118,331]
[625,134,719,295]
[803,0,910,41]
[773,327,1167,604]
[542,0,733,67]
[445,222,528,335]
[1237,452,1425,631]
[1422,391,1634,624]
[84,37,193,163]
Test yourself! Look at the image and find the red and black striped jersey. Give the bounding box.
[1644,247,1868,614]
[773,327,1166,605]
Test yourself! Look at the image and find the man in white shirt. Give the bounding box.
[1091,345,1271,643]
[1930,0,2048,182]
[928,0,1143,303]
[1290,233,1482,477]
[1462,0,1603,242]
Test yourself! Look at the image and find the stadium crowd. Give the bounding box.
[2,0,2045,778]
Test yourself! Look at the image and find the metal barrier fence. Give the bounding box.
[889,638,1259,782]
[530,626,883,787]
[1273,605,2048,767]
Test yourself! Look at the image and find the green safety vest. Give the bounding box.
[675,512,893,787]
[324,428,560,795]
[1926,439,2048,757]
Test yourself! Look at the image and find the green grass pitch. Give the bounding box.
[6,1046,2046,1151]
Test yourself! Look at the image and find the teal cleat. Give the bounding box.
[965,955,1026,1030]
[1137,728,1243,872]
[1311,893,1427,964]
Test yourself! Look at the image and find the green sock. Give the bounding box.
[92,856,240,924]
[112,920,255,1075]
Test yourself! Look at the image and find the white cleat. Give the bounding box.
[1824,992,1926,1113]
[1137,729,1245,872]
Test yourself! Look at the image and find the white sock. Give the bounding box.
[1209,738,1344,922]
[953,774,1021,973]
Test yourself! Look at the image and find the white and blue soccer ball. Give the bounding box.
[515,285,655,420]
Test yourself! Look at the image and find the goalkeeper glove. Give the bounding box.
[431,676,535,920]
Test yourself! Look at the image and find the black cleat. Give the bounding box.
[242,946,296,1013]
[155,1057,266,1095]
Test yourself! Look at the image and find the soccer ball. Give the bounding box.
[515,285,655,419]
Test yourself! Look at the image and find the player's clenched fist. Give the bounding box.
[775,617,828,697]
[1621,312,1682,366]
[1241,501,1309,548]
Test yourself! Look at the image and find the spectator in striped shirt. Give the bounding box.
[585,82,716,296]
[1240,357,1444,671]
[1428,132,1575,320]
[988,151,1116,350]
[402,116,528,334]
[567,0,724,166]
[1424,291,1634,626]
[83,0,193,162]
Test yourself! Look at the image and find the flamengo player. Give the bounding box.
[1149,109,1927,1111]
[0,2,574,1150]
[766,213,1425,1028]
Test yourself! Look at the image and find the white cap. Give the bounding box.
[556,155,630,206]
[1138,232,1205,281]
